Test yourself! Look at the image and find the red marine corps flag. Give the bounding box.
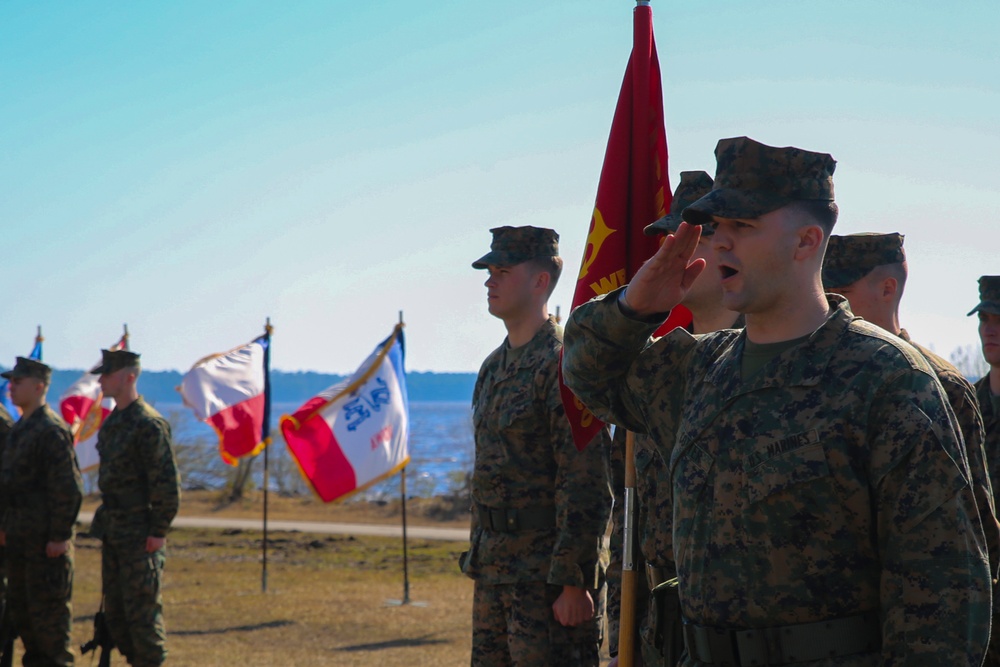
[559,1,691,450]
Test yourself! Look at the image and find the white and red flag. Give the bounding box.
[60,333,127,471]
[280,325,409,503]
[177,333,271,466]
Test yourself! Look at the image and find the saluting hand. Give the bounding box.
[622,222,706,316]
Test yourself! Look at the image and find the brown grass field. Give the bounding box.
[9,491,611,666]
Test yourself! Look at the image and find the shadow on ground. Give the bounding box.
[173,619,295,636]
[335,634,450,652]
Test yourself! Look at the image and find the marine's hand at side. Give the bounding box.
[622,222,706,316]
[552,585,595,627]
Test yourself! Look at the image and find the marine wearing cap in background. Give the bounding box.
[565,135,991,665]
[471,225,560,269]
[465,225,612,667]
[90,349,140,375]
[0,355,82,667]
[822,233,1000,607]
[822,232,905,289]
[643,171,715,236]
[0,356,53,383]
[91,347,180,667]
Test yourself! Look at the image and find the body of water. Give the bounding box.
[150,401,475,500]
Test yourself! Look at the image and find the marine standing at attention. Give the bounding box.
[969,274,1000,667]
[462,226,613,667]
[0,401,15,663]
[90,350,180,667]
[607,170,742,667]
[0,357,82,667]
[563,136,991,665]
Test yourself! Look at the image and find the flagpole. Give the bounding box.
[122,324,130,350]
[262,317,273,593]
[398,310,411,605]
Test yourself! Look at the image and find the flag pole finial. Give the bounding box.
[36,325,43,343]
[265,317,274,336]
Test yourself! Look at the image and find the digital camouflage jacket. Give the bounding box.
[463,317,612,589]
[564,290,991,666]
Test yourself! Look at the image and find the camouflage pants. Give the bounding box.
[102,535,166,667]
[5,537,74,667]
[471,580,602,667]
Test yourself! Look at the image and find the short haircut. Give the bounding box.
[787,200,839,235]
[526,255,563,298]
[870,261,908,299]
[126,364,142,379]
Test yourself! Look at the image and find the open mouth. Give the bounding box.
[720,265,738,280]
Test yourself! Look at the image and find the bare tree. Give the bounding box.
[950,343,989,382]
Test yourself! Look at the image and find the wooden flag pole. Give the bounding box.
[618,430,639,667]
[398,310,411,604]
[262,317,273,593]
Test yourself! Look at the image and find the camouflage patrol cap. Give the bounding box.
[90,349,141,375]
[967,276,1000,316]
[472,226,560,270]
[822,232,906,289]
[683,136,836,224]
[644,171,715,236]
[0,356,52,382]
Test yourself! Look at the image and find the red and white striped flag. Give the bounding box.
[177,334,271,465]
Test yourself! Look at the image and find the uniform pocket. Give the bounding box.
[746,438,829,506]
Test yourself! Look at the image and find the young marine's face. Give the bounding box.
[9,376,44,409]
[980,312,1000,367]
[483,263,538,321]
[826,273,882,324]
[708,208,800,315]
[98,367,130,401]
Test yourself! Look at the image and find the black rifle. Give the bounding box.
[80,608,113,667]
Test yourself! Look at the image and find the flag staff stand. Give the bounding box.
[262,317,273,593]
[386,311,425,607]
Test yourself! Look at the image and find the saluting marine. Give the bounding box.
[564,136,991,665]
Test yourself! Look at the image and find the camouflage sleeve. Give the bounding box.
[545,367,612,590]
[870,369,991,664]
[563,287,697,436]
[948,380,1000,581]
[139,417,181,537]
[45,425,83,542]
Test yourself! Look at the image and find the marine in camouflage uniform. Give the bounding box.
[91,350,180,667]
[463,226,612,667]
[822,233,1000,581]
[0,358,83,667]
[969,275,1000,667]
[0,403,17,663]
[608,171,742,667]
[564,137,991,666]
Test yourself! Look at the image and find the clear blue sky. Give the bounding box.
[3,1,997,373]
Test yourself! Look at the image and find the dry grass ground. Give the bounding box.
[8,492,609,665]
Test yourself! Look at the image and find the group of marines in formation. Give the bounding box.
[0,349,180,667]
[464,135,1000,666]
